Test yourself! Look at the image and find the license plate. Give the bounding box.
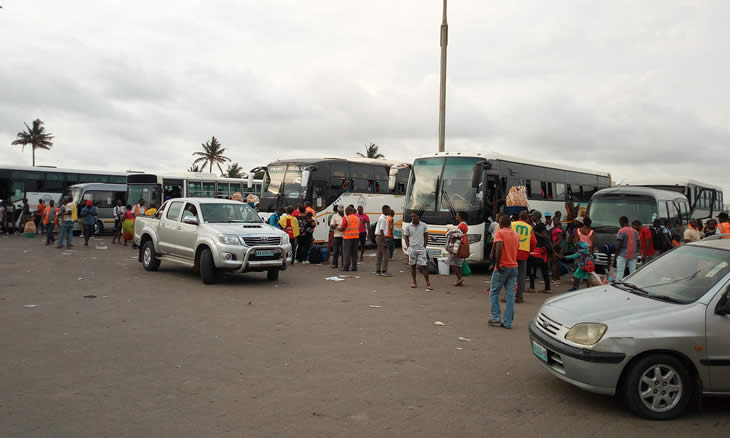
[255,250,275,257]
[532,341,548,362]
[427,249,441,256]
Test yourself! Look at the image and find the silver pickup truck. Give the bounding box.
[134,198,291,284]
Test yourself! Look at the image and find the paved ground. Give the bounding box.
[1,233,729,437]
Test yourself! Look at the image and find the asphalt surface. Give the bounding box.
[1,233,729,437]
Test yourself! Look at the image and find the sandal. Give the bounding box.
[453,280,464,287]
[425,285,433,291]
[411,284,417,288]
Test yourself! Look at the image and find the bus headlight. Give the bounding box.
[467,234,481,244]
[218,234,242,245]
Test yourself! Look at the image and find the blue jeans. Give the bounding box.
[57,222,73,247]
[490,267,518,328]
[45,223,55,244]
[615,256,637,281]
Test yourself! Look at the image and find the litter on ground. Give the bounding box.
[325,276,345,281]
[83,295,97,299]
[456,347,463,350]
[24,304,39,308]
[368,305,382,308]
[458,337,471,342]
[433,321,446,326]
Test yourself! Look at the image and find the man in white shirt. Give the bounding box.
[373,204,391,276]
[544,212,554,231]
[404,211,432,290]
[329,205,345,268]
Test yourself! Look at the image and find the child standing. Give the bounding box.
[563,241,594,291]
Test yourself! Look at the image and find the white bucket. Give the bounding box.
[437,257,450,275]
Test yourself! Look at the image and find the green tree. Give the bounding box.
[11,119,54,167]
[356,142,385,159]
[223,162,244,178]
[187,164,202,172]
[192,136,230,173]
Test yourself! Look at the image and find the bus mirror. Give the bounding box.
[301,169,311,189]
[247,173,254,189]
[471,165,482,188]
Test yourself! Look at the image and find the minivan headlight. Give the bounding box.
[218,234,242,245]
[565,323,607,346]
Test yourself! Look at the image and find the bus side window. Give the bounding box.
[555,183,566,201]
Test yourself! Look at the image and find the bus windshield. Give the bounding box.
[263,165,304,199]
[404,157,483,214]
[588,198,658,228]
[127,184,162,208]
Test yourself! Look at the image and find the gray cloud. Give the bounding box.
[1,0,729,195]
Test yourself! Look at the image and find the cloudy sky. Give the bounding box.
[2,1,729,193]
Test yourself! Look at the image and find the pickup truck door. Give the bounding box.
[159,201,184,254]
[175,202,200,259]
[705,284,730,392]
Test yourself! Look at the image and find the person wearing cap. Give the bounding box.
[718,212,730,239]
[530,210,543,225]
[544,211,553,231]
[80,200,98,247]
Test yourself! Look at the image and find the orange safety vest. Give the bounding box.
[133,204,145,216]
[43,206,58,225]
[343,214,360,240]
[719,221,730,239]
[35,203,45,216]
[385,216,394,238]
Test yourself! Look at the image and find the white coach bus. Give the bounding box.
[251,157,411,244]
[402,152,611,263]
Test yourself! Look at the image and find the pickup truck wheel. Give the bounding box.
[142,241,160,272]
[266,269,280,281]
[623,354,693,420]
[200,248,223,284]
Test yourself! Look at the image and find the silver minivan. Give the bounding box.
[529,239,730,420]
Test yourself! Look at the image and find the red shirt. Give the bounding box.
[639,227,655,257]
[494,228,519,268]
[458,222,468,244]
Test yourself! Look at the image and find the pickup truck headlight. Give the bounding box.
[467,234,481,244]
[565,323,607,346]
[280,234,289,244]
[218,234,242,245]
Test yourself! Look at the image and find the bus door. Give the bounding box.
[311,181,327,211]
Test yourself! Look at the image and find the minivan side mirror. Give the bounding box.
[716,290,730,315]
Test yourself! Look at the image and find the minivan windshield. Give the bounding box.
[618,245,730,303]
[588,197,657,228]
[200,203,262,224]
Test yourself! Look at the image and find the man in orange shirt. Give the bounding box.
[489,215,520,329]
[339,206,360,272]
[34,200,45,235]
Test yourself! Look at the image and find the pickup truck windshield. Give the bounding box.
[199,203,262,224]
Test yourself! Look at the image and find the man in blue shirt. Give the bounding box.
[268,207,284,229]
[81,200,98,247]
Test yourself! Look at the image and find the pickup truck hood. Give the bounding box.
[539,285,677,327]
[205,222,288,238]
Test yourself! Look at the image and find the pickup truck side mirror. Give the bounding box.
[183,216,199,225]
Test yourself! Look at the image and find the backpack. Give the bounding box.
[308,246,322,264]
[651,226,669,251]
[581,253,595,273]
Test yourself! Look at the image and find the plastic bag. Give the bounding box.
[462,261,472,277]
[506,186,528,207]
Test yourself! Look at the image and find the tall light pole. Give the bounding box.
[438,0,448,152]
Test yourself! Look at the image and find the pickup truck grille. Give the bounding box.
[242,236,281,246]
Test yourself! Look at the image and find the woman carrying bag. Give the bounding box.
[446,212,470,287]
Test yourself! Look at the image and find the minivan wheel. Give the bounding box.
[142,241,160,272]
[266,269,279,281]
[95,220,103,235]
[200,248,223,284]
[623,354,692,420]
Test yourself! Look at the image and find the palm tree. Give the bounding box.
[11,119,54,167]
[223,162,244,178]
[192,136,230,173]
[356,143,385,159]
[187,164,202,172]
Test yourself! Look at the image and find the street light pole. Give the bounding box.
[438,0,448,153]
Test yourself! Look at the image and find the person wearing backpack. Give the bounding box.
[562,241,594,291]
[615,216,639,281]
[651,219,672,253]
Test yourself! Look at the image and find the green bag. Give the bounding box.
[462,261,472,277]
